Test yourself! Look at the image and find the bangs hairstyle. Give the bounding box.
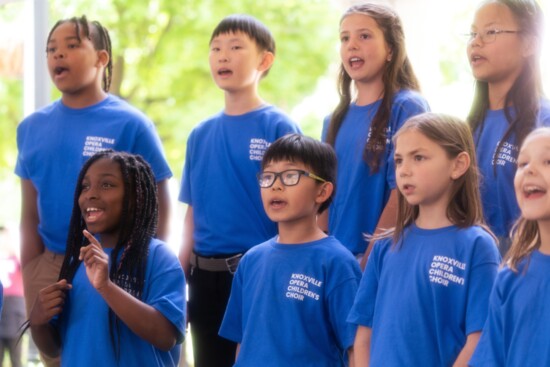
[210,14,275,78]
[261,134,337,213]
[59,150,158,359]
[326,2,420,173]
[47,15,113,92]
[506,127,550,272]
[468,0,545,169]
[389,113,491,245]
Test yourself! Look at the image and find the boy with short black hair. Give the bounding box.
[178,14,301,367]
[219,134,361,366]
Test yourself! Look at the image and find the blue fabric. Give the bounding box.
[474,100,550,237]
[15,95,172,254]
[469,250,550,367]
[322,90,429,254]
[179,105,301,256]
[347,225,500,367]
[56,239,185,367]
[0,281,3,316]
[219,236,361,367]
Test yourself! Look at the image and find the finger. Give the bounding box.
[83,229,101,247]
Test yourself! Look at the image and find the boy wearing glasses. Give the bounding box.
[219,134,361,366]
[178,14,301,367]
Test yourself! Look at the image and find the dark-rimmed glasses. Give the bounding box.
[257,169,326,188]
[466,29,521,44]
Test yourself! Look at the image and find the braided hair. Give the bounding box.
[59,150,158,357]
[46,15,113,92]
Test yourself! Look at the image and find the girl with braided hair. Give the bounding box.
[15,17,172,366]
[28,150,185,367]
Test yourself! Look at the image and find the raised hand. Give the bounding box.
[29,279,72,326]
[80,230,110,291]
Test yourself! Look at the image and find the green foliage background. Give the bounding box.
[0,0,340,225]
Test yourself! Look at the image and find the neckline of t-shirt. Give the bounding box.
[271,235,330,249]
[409,223,458,236]
[222,104,271,119]
[57,95,111,115]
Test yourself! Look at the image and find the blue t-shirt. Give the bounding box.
[15,95,172,254]
[56,239,186,367]
[474,100,550,238]
[219,236,361,367]
[469,250,550,367]
[347,224,500,367]
[179,105,301,256]
[322,90,429,254]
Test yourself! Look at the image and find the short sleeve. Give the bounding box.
[347,240,384,327]
[465,235,500,334]
[179,130,196,204]
[133,120,172,182]
[468,278,505,367]
[146,244,187,344]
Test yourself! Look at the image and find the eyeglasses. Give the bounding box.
[466,29,521,44]
[257,169,327,188]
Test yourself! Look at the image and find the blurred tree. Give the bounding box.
[47,0,340,177]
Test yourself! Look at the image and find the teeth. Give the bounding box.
[350,57,361,62]
[86,207,100,212]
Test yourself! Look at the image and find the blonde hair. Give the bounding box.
[382,113,492,246]
[506,127,550,271]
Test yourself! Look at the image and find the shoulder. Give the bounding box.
[392,89,430,110]
[102,95,153,124]
[457,226,500,262]
[147,238,181,269]
[18,101,59,127]
[253,105,300,130]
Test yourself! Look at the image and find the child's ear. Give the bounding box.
[450,152,471,180]
[521,34,539,58]
[258,51,274,74]
[316,182,334,205]
[96,49,110,68]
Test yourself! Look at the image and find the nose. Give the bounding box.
[348,37,359,51]
[53,48,65,60]
[398,161,411,177]
[271,175,284,191]
[218,49,229,63]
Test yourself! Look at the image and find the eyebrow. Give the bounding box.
[47,36,80,44]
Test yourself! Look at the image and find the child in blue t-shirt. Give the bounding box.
[178,14,301,367]
[470,127,550,366]
[219,134,361,366]
[466,0,550,255]
[321,3,429,260]
[348,113,500,366]
[15,18,172,363]
[28,151,185,367]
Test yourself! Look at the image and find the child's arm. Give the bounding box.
[178,205,195,277]
[361,189,398,269]
[20,179,44,267]
[353,325,372,366]
[348,346,355,367]
[29,279,72,358]
[80,230,179,351]
[452,331,481,367]
[156,179,171,241]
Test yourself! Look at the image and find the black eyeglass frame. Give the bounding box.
[257,169,327,188]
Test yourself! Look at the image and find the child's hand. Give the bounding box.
[80,230,110,291]
[29,279,72,326]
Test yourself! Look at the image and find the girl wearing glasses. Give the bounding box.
[467,0,550,256]
[321,3,430,263]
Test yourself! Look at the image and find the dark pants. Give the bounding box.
[188,266,237,367]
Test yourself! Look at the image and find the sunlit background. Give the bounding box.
[0,0,549,364]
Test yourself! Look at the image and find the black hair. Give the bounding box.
[261,134,337,213]
[59,149,158,359]
[210,14,275,77]
[47,15,113,92]
[468,0,545,171]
